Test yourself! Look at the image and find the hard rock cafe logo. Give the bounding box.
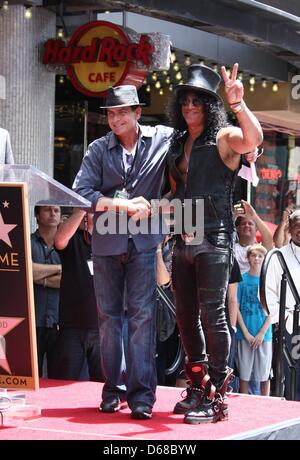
[43,21,153,97]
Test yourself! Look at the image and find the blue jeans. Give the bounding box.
[36,327,59,378]
[93,240,157,408]
[54,328,103,382]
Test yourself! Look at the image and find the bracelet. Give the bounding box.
[229,100,242,107]
[231,100,245,114]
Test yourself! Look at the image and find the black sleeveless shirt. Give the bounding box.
[168,133,240,237]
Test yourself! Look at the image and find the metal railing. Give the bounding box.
[260,248,300,400]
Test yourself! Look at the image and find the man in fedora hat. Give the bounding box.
[167,63,263,423]
[73,84,173,419]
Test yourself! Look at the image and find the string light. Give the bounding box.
[146,84,151,93]
[226,68,231,78]
[173,61,180,72]
[198,59,204,65]
[171,51,176,63]
[151,72,157,81]
[184,55,191,66]
[159,88,164,96]
[249,84,255,92]
[165,75,171,85]
[272,82,279,92]
[175,71,182,81]
[155,80,161,89]
[59,75,65,84]
[169,84,173,92]
[2,1,8,12]
[249,75,256,85]
[238,72,243,81]
[24,6,32,19]
[57,28,64,39]
[262,79,267,88]
[213,63,218,72]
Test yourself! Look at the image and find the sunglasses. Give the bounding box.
[178,95,203,107]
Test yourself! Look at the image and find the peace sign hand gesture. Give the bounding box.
[220,63,244,106]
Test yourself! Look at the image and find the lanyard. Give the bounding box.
[122,143,138,190]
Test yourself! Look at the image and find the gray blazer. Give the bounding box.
[0,127,14,164]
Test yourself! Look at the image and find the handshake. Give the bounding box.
[127,197,172,221]
[127,196,153,221]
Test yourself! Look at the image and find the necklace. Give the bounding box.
[291,241,300,267]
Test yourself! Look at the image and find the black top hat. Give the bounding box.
[100,85,145,108]
[175,64,222,102]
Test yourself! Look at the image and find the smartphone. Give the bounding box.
[233,201,245,214]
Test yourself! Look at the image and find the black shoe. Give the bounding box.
[173,387,202,414]
[99,395,126,413]
[184,397,228,424]
[130,402,152,420]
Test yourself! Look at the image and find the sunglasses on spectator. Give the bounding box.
[179,95,203,107]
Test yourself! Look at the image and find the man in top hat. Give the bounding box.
[167,63,263,423]
[73,85,173,419]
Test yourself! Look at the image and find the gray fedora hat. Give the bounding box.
[175,64,222,102]
[100,85,145,108]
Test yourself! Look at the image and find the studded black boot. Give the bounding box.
[173,362,210,414]
[184,368,233,424]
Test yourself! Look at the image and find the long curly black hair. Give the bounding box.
[167,89,230,147]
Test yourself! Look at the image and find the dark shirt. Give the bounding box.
[31,230,61,328]
[168,139,239,236]
[56,230,98,329]
[229,257,242,284]
[73,124,173,256]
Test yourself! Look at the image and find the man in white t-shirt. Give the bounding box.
[265,210,300,400]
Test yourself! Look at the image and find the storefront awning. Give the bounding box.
[254,110,300,136]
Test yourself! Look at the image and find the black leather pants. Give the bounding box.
[172,240,231,388]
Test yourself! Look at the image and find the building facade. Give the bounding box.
[1,1,300,222]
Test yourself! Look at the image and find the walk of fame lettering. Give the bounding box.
[0,252,19,269]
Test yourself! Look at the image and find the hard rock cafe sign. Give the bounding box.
[43,21,169,97]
